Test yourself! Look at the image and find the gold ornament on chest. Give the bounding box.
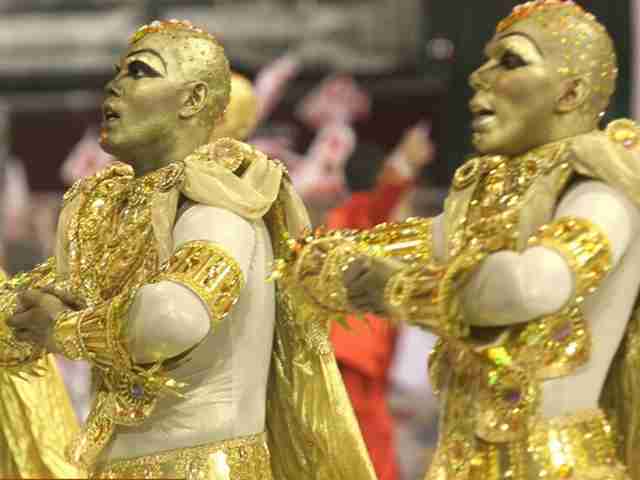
[67,163,186,301]
[451,144,561,255]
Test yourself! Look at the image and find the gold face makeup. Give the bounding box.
[100,20,230,176]
[468,0,617,156]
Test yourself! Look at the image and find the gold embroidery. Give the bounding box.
[515,305,591,379]
[154,240,245,330]
[452,157,484,191]
[94,432,271,479]
[51,162,193,468]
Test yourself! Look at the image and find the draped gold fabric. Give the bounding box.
[264,198,377,480]
[0,355,83,478]
[569,127,640,480]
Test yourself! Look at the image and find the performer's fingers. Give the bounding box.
[15,290,45,312]
[347,291,372,310]
[39,286,84,310]
[7,310,34,329]
[343,258,370,284]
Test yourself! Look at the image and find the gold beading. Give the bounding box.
[94,432,272,479]
[528,216,612,302]
[154,240,245,330]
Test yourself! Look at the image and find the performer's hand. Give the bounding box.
[295,237,334,281]
[343,256,403,315]
[400,123,435,170]
[8,290,73,352]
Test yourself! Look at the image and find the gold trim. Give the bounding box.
[528,216,613,302]
[428,409,629,480]
[154,240,245,330]
[94,432,272,479]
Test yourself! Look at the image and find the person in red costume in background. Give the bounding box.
[327,123,434,480]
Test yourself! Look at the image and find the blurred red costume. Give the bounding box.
[326,181,410,480]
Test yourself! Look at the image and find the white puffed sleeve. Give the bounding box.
[127,204,255,364]
[461,180,638,327]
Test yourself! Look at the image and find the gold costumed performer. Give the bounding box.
[279,1,640,478]
[3,20,376,479]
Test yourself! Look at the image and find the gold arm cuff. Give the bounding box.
[528,216,613,302]
[288,217,434,314]
[57,293,187,468]
[354,217,433,262]
[52,293,131,370]
[52,309,86,361]
[383,248,484,338]
[154,240,245,330]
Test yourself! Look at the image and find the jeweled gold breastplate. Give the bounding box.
[449,144,565,257]
[433,141,596,444]
[63,163,182,305]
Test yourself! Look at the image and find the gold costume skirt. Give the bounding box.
[0,355,83,479]
[427,409,629,480]
[94,432,272,479]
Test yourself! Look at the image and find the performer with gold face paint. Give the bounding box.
[2,19,376,480]
[280,1,640,478]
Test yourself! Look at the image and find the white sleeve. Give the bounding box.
[127,204,256,364]
[461,180,637,327]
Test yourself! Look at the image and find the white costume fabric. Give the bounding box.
[459,179,640,418]
[106,203,275,460]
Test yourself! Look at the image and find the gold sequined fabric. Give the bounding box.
[263,197,378,480]
[0,355,84,479]
[427,409,628,480]
[94,432,271,479]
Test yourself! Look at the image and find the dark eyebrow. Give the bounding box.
[126,49,167,73]
[495,32,544,57]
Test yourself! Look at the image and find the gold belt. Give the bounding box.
[428,409,629,480]
[93,432,272,479]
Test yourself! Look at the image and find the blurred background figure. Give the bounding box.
[0,1,632,477]
[60,126,113,186]
[386,185,446,480]
[326,123,434,480]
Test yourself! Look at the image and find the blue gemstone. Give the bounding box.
[131,384,144,399]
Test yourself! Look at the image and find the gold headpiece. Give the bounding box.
[497,1,588,33]
[130,19,220,45]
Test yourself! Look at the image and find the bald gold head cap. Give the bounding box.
[498,0,617,117]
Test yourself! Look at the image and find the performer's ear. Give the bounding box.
[556,77,589,114]
[180,81,209,118]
